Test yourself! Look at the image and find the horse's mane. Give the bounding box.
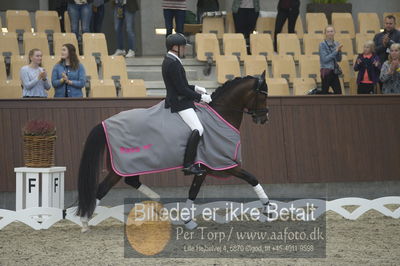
[211,76,256,102]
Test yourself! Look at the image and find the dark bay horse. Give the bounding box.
[77,71,270,232]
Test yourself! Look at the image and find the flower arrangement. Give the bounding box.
[23,120,56,136]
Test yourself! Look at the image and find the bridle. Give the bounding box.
[244,78,269,122]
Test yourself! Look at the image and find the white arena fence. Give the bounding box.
[0,197,399,230]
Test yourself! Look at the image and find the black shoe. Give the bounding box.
[183,164,206,176]
[182,130,206,176]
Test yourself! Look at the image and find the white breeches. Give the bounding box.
[178,108,204,136]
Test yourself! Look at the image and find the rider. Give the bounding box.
[162,33,212,176]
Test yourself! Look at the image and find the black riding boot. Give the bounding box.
[182,130,206,176]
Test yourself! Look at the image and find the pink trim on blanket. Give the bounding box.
[195,103,240,135]
[102,121,240,177]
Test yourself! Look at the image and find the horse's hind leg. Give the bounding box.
[182,174,206,230]
[125,176,160,201]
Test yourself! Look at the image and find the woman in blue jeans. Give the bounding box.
[162,0,187,37]
[112,0,139,58]
[68,0,93,40]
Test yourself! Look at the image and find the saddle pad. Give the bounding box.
[102,100,241,176]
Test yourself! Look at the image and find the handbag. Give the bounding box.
[325,41,343,76]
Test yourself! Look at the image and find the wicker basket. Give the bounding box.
[23,135,56,167]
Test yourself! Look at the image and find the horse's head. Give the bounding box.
[244,71,269,125]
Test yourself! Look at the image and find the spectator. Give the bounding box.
[162,0,187,38]
[353,41,381,94]
[52,0,68,33]
[68,0,93,40]
[232,0,260,42]
[90,0,109,33]
[319,26,343,94]
[52,44,86,97]
[20,49,51,98]
[273,0,300,52]
[374,15,400,64]
[197,0,219,24]
[380,43,400,94]
[112,0,139,57]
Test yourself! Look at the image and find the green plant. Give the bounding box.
[23,120,56,136]
[311,0,348,3]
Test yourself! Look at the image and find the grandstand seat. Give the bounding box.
[41,56,59,82]
[298,55,321,83]
[303,33,324,55]
[202,17,224,39]
[349,76,358,95]
[265,78,290,96]
[89,79,117,97]
[216,55,241,84]
[0,32,20,58]
[335,35,354,57]
[79,55,99,81]
[82,33,108,57]
[64,11,71,33]
[11,56,28,80]
[277,33,301,60]
[243,55,268,78]
[120,79,147,97]
[53,33,79,56]
[337,55,352,83]
[332,13,355,38]
[358,13,381,34]
[306,13,328,34]
[355,33,375,54]
[35,11,61,34]
[270,55,296,82]
[249,33,274,58]
[6,10,32,37]
[195,33,220,61]
[282,16,304,39]
[102,55,130,95]
[0,80,22,98]
[256,17,276,36]
[23,32,50,56]
[293,78,317,95]
[226,13,235,33]
[0,61,7,80]
[223,33,247,60]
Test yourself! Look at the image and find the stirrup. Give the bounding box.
[182,164,206,176]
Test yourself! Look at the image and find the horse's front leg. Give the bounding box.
[226,167,271,220]
[182,174,206,230]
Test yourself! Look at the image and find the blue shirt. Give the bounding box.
[319,40,342,70]
[51,62,86,97]
[20,65,51,97]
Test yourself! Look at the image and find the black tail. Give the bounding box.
[76,123,106,218]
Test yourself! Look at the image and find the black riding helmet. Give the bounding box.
[166,33,187,51]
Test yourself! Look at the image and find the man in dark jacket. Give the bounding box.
[273,0,300,51]
[374,15,400,63]
[162,33,212,175]
[90,0,110,33]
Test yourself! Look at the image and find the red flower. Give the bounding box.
[23,120,56,136]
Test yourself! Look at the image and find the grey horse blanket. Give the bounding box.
[102,100,241,176]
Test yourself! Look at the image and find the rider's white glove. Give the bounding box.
[201,94,212,104]
[195,85,207,94]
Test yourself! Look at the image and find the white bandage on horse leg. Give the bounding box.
[96,199,100,207]
[253,184,269,205]
[138,184,160,201]
[182,199,198,230]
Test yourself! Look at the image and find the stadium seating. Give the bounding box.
[216,55,241,84]
[195,33,220,61]
[303,34,324,55]
[293,78,316,95]
[277,33,301,60]
[35,11,61,34]
[249,33,274,58]
[0,80,22,98]
[89,79,117,97]
[355,33,375,54]
[223,33,247,60]
[335,35,354,57]
[306,13,328,34]
[281,16,304,39]
[6,10,31,35]
[0,61,7,80]
[64,11,71,33]
[23,32,50,56]
[265,78,290,96]
[0,32,20,57]
[11,56,28,80]
[79,55,99,80]
[243,55,268,77]
[337,55,352,83]
[41,56,59,81]
[332,13,356,38]
[298,55,321,83]
[225,13,235,33]
[120,79,147,97]
[256,17,276,36]
[271,55,296,82]
[53,33,80,56]
[202,17,224,39]
[358,13,381,34]
[82,33,108,57]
